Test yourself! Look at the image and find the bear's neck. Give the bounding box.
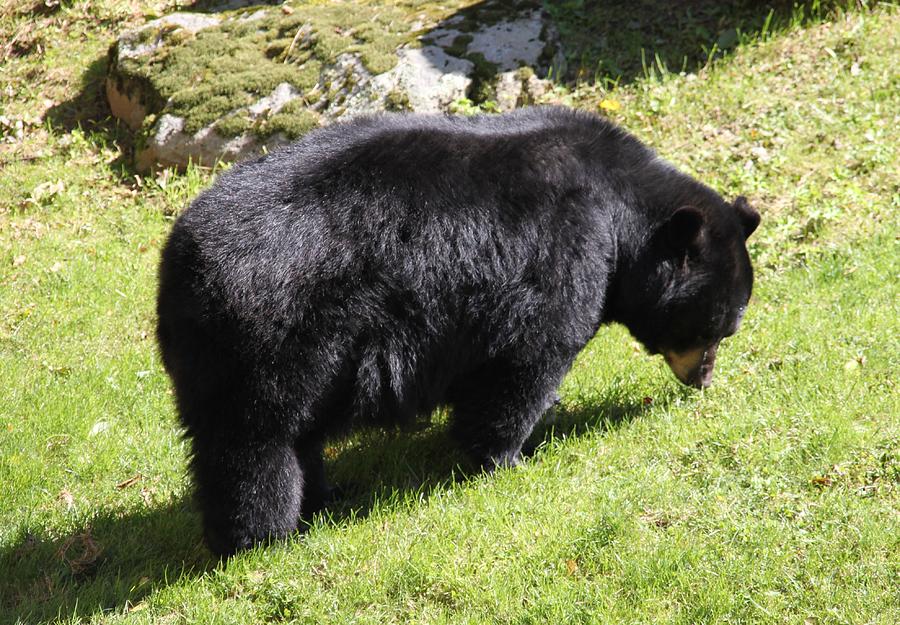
[599,155,718,325]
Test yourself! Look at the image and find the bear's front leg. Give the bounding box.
[448,359,567,473]
[190,435,303,557]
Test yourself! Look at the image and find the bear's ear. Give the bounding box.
[733,196,760,239]
[666,206,705,251]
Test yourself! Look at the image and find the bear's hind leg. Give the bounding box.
[293,439,337,522]
[191,434,303,557]
[448,360,566,472]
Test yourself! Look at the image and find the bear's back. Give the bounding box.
[174,108,624,300]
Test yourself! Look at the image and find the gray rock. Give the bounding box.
[494,68,549,112]
[107,3,563,172]
[248,82,301,117]
[136,113,288,172]
[117,13,222,60]
[136,82,302,171]
[366,46,475,114]
[106,13,224,132]
[467,9,548,72]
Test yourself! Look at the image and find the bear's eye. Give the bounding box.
[723,306,747,337]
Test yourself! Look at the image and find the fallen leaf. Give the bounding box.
[59,489,74,510]
[565,559,578,576]
[641,509,673,528]
[46,435,69,452]
[58,531,101,575]
[116,474,143,489]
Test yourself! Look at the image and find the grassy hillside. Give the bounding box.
[1,1,897,623]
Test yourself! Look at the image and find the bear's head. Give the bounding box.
[614,196,760,388]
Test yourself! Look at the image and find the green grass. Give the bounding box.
[1,1,898,623]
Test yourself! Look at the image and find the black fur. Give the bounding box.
[156,107,758,556]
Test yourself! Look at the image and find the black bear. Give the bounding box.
[157,107,759,556]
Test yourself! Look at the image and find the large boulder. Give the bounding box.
[106,0,563,172]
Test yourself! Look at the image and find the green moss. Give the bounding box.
[262,106,320,141]
[515,66,535,81]
[385,88,412,112]
[161,26,192,48]
[213,113,252,138]
[263,38,290,59]
[448,96,499,115]
[131,23,163,46]
[134,112,158,153]
[464,52,499,104]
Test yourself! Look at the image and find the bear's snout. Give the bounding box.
[664,344,718,389]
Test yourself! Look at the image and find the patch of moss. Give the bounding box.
[447,96,499,115]
[385,88,412,112]
[262,104,320,140]
[263,38,291,59]
[464,52,499,104]
[214,113,253,137]
[515,66,535,81]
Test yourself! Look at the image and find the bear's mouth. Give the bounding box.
[663,343,718,389]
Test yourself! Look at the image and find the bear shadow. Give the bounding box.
[0,389,668,623]
[316,387,671,525]
[42,55,137,183]
[0,498,213,624]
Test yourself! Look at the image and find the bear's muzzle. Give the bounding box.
[663,343,718,389]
